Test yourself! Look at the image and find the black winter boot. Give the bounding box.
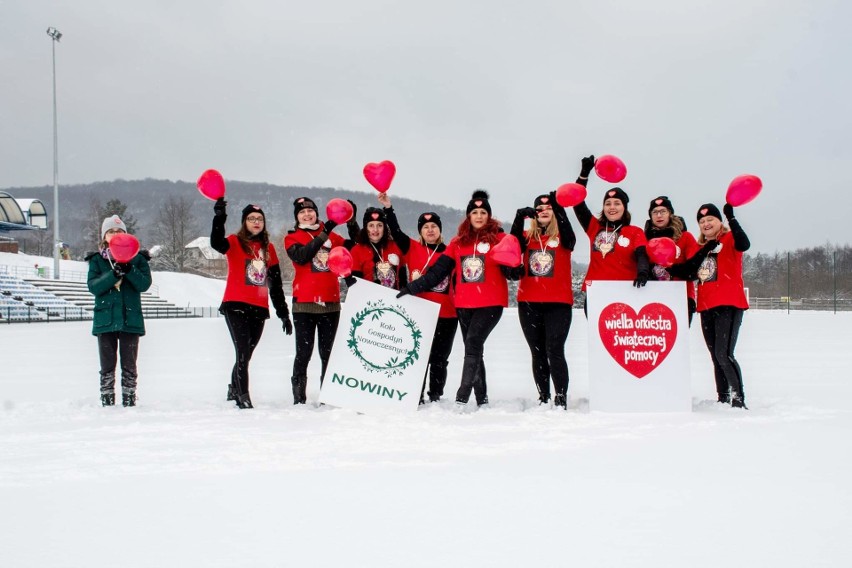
[554,393,567,409]
[236,393,254,409]
[731,393,748,409]
[227,384,237,401]
[291,376,307,405]
[101,393,115,407]
[122,393,136,407]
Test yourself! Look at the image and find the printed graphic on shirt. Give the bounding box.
[461,255,485,283]
[698,255,718,283]
[245,258,267,286]
[374,261,396,288]
[528,249,555,277]
[594,231,617,257]
[652,264,671,281]
[432,274,451,293]
[311,247,331,272]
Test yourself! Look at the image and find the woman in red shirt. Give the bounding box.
[509,190,576,408]
[211,199,292,409]
[350,207,405,290]
[399,191,521,409]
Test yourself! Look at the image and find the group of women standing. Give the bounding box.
[202,154,751,412]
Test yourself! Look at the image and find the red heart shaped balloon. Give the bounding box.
[327,247,354,277]
[109,233,140,263]
[197,169,226,201]
[646,237,677,267]
[555,183,588,207]
[594,155,627,183]
[490,235,521,267]
[363,160,396,193]
[326,198,354,224]
[726,174,762,207]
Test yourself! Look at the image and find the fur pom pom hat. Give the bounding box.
[466,190,492,216]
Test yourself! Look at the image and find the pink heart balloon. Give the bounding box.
[646,237,677,267]
[726,174,762,207]
[363,160,396,193]
[109,233,140,263]
[594,155,627,183]
[490,235,522,267]
[327,247,354,277]
[326,198,354,224]
[197,169,226,201]
[555,182,588,207]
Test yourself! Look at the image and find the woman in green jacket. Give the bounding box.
[86,215,152,407]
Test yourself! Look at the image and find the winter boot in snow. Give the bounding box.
[717,391,731,404]
[291,376,307,405]
[227,384,237,401]
[122,393,136,407]
[236,393,254,409]
[101,393,115,407]
[731,393,748,409]
[554,393,567,409]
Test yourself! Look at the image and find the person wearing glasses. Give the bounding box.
[509,191,577,409]
[644,196,701,324]
[211,199,293,409]
[86,215,152,407]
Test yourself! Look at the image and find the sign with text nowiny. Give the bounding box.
[319,278,440,414]
[586,281,692,412]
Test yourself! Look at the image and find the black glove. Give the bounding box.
[282,316,293,335]
[723,203,735,220]
[344,276,357,287]
[112,265,126,279]
[633,269,649,288]
[580,155,596,177]
[324,219,338,233]
[516,207,536,219]
[214,198,227,217]
[396,287,411,298]
[347,199,358,221]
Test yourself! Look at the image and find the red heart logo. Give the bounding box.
[423,214,432,220]
[655,199,663,205]
[541,197,549,203]
[608,190,616,197]
[474,200,483,207]
[371,212,380,220]
[700,208,708,216]
[598,303,678,378]
[363,160,396,193]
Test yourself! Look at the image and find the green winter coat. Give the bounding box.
[86,250,152,336]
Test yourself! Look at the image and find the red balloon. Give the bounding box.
[197,169,226,201]
[490,235,522,267]
[363,160,396,193]
[594,155,627,183]
[326,198,354,224]
[555,183,587,207]
[109,233,140,263]
[327,247,354,277]
[726,174,762,207]
[646,237,677,267]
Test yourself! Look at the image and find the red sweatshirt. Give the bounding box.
[583,219,647,291]
[445,233,510,309]
[284,228,345,303]
[695,231,749,311]
[650,231,700,302]
[517,232,574,304]
[404,239,456,318]
[221,234,279,309]
[351,241,404,290]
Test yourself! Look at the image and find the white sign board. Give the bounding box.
[586,281,691,412]
[319,278,440,413]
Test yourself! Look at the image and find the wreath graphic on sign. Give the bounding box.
[347,300,422,375]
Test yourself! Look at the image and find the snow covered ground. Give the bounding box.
[1,254,851,567]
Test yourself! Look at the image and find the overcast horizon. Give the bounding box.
[3,1,850,257]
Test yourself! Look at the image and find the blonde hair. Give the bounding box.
[526,219,558,242]
[697,224,729,245]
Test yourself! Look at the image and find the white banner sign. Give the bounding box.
[319,278,440,413]
[586,281,691,412]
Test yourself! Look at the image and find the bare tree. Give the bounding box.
[150,195,200,272]
[86,198,139,249]
[18,221,54,256]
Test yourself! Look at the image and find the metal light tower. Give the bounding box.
[47,26,62,279]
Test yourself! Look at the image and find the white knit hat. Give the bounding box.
[101,215,127,239]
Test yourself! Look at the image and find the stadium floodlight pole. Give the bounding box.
[47,26,62,279]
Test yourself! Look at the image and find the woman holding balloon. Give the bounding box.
[211,198,292,409]
[398,190,522,409]
[86,215,152,407]
[377,192,458,404]
[509,190,576,409]
[284,196,356,405]
[350,206,405,290]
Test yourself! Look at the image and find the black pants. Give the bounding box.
[700,306,745,401]
[97,332,140,395]
[518,302,572,400]
[456,306,503,405]
[420,317,459,402]
[222,305,267,397]
[292,311,340,401]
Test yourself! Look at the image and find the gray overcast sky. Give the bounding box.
[2,0,850,260]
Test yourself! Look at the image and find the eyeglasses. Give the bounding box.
[105,229,126,235]
[651,209,669,216]
[245,216,265,223]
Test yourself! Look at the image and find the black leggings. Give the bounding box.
[456,306,503,404]
[420,316,459,402]
[97,332,140,395]
[518,302,572,399]
[292,311,340,385]
[222,305,267,397]
[700,306,745,400]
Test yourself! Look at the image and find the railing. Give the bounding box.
[1,305,222,323]
[748,297,852,312]
[0,264,159,296]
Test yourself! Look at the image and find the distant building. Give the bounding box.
[185,237,227,276]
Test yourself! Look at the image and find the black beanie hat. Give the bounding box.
[293,196,317,220]
[241,204,265,224]
[648,196,674,216]
[466,190,492,216]
[603,187,629,206]
[533,194,554,209]
[417,212,442,233]
[696,203,723,223]
[363,207,386,226]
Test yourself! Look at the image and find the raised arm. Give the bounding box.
[210,198,230,254]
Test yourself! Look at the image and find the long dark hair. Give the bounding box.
[356,223,391,247]
[235,224,270,257]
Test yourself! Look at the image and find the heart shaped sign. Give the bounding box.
[109,233,140,263]
[725,174,762,207]
[555,182,587,207]
[326,198,354,224]
[197,169,226,201]
[363,160,396,193]
[327,247,354,277]
[490,235,521,267]
[598,302,678,378]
